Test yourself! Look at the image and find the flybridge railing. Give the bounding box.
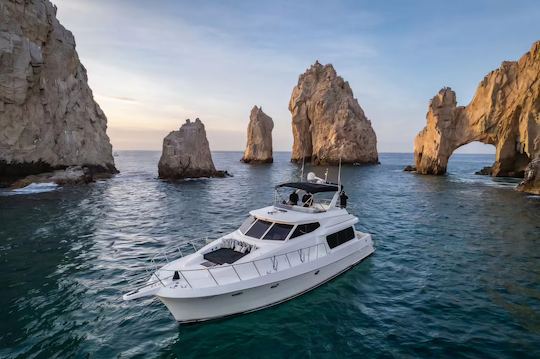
[130,241,330,293]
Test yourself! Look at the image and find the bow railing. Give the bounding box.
[126,241,330,297]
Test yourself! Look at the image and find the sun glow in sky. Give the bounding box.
[53,0,540,153]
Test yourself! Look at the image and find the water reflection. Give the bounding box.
[1,151,539,358]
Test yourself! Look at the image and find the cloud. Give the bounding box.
[96,95,138,103]
[52,0,540,152]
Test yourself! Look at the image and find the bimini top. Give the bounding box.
[276,182,342,193]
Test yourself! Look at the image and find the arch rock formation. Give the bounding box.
[413,41,540,194]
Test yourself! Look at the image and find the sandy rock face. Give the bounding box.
[158,119,226,179]
[241,106,273,163]
[0,0,116,185]
[289,61,378,165]
[413,41,540,194]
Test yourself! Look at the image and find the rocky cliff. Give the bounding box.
[158,119,227,179]
[289,61,378,165]
[412,41,540,194]
[241,106,273,163]
[517,159,539,195]
[0,0,116,185]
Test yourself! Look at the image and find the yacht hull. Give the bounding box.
[158,242,374,323]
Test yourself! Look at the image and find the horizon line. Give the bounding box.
[113,150,495,155]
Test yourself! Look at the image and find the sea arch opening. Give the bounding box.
[447,142,496,175]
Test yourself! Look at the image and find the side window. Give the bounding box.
[290,222,320,239]
[239,216,256,234]
[245,220,272,239]
[326,227,355,249]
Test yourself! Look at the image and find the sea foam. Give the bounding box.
[10,182,59,195]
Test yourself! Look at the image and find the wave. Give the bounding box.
[4,182,59,195]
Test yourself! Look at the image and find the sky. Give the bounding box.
[52,0,540,153]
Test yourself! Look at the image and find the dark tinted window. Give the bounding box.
[245,220,272,238]
[263,223,294,241]
[239,216,256,234]
[290,222,320,239]
[326,227,355,249]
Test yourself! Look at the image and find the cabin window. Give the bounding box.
[263,223,294,241]
[245,219,272,239]
[289,222,320,239]
[326,227,355,249]
[239,216,256,234]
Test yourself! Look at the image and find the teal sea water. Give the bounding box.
[1,152,539,358]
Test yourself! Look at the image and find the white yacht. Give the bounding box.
[123,173,375,323]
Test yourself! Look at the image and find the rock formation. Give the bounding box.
[10,166,99,188]
[0,0,116,186]
[412,41,540,194]
[403,165,416,172]
[158,119,227,179]
[289,61,378,165]
[517,159,540,195]
[241,106,273,163]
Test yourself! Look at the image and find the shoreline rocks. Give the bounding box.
[403,165,416,172]
[9,165,113,189]
[0,0,117,186]
[475,166,493,176]
[517,159,540,195]
[409,41,540,195]
[289,61,378,165]
[158,119,228,180]
[241,106,274,164]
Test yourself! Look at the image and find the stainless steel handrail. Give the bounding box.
[150,237,210,269]
[153,241,330,289]
[128,241,330,293]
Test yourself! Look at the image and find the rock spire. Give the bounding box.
[241,106,274,163]
[289,62,378,165]
[158,119,227,179]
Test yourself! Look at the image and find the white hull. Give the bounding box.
[158,241,374,323]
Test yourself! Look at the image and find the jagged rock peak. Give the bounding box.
[158,118,228,179]
[289,61,378,165]
[412,40,540,195]
[241,106,274,164]
[0,0,116,185]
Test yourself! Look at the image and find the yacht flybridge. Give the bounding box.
[123,172,375,323]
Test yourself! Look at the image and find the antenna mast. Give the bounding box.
[300,145,306,181]
[337,157,342,190]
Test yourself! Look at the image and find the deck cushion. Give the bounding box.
[203,248,247,265]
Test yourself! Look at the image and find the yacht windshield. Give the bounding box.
[239,216,256,234]
[245,219,272,238]
[263,223,294,241]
